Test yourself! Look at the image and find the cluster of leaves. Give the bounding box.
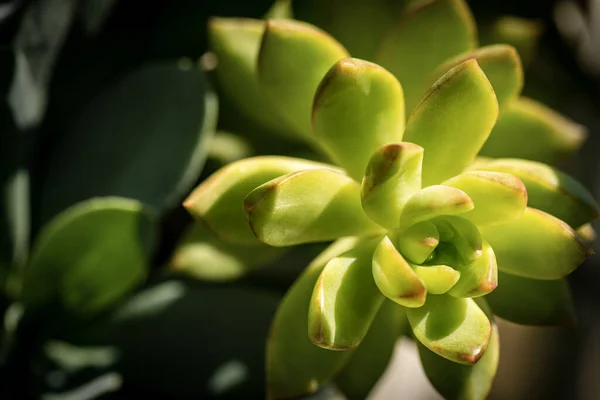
[183,0,599,399]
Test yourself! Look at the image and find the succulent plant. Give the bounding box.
[185,1,598,398]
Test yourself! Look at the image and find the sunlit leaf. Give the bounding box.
[413,264,460,294]
[449,241,497,298]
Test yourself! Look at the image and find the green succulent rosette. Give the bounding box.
[184,2,598,399]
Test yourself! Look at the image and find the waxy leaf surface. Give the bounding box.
[449,241,498,298]
[406,295,491,364]
[184,156,334,245]
[399,185,473,229]
[259,19,349,139]
[245,169,382,246]
[481,208,592,279]
[376,0,477,111]
[313,58,405,180]
[403,60,498,186]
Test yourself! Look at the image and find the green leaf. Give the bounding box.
[486,271,575,326]
[442,171,527,226]
[208,18,288,135]
[449,241,497,298]
[206,131,253,167]
[419,311,499,400]
[399,185,474,230]
[413,264,461,295]
[265,0,293,19]
[406,295,491,364]
[258,19,349,139]
[577,223,596,243]
[244,169,382,246]
[397,220,439,264]
[170,222,284,282]
[479,97,586,164]
[480,207,592,280]
[22,197,157,316]
[313,58,405,180]
[403,60,499,186]
[372,235,427,308]
[335,300,408,400]
[432,44,523,110]
[432,216,483,264]
[472,158,599,228]
[184,156,334,245]
[361,143,423,230]
[39,62,218,223]
[309,238,384,350]
[268,237,361,399]
[480,16,543,66]
[376,0,477,112]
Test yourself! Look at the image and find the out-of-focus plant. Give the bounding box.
[185,1,598,399]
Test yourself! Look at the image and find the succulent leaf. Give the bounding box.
[472,158,600,228]
[335,300,408,400]
[397,220,439,264]
[432,44,523,110]
[481,16,543,66]
[313,58,405,180]
[432,216,483,265]
[258,19,349,139]
[449,241,498,298]
[419,309,499,400]
[267,237,362,399]
[403,60,499,186]
[23,198,157,316]
[486,271,575,326]
[413,264,461,294]
[406,295,492,364]
[372,235,427,308]
[184,157,334,245]
[479,97,586,164]
[361,143,423,229]
[376,0,477,111]
[244,169,382,246]
[398,185,474,230]
[265,0,293,19]
[442,171,527,226]
[577,223,597,243]
[170,222,284,282]
[208,18,288,135]
[480,207,592,279]
[309,238,384,350]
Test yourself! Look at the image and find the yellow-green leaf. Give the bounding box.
[309,238,384,350]
[184,156,334,245]
[480,207,592,279]
[413,264,461,294]
[376,0,477,112]
[449,241,498,298]
[442,171,527,226]
[403,60,499,186]
[245,169,382,246]
[258,19,349,139]
[479,97,586,164]
[313,58,405,180]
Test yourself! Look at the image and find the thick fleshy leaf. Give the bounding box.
[39,62,218,223]
[376,0,477,111]
[309,238,384,350]
[184,156,335,245]
[265,0,293,19]
[406,295,492,364]
[372,235,427,308]
[472,158,599,228]
[577,223,596,243]
[208,18,288,135]
[206,131,253,167]
[480,208,592,279]
[335,301,408,400]
[432,44,523,110]
[480,16,543,66]
[244,169,382,246]
[486,271,575,326]
[268,237,361,399]
[479,97,586,164]
[258,19,349,139]
[419,312,499,400]
[397,220,439,264]
[413,265,461,294]
[442,171,527,226]
[398,186,474,230]
[22,198,157,316]
[449,241,497,298]
[170,222,284,282]
[403,60,499,186]
[432,217,483,265]
[361,143,423,229]
[313,58,405,180]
